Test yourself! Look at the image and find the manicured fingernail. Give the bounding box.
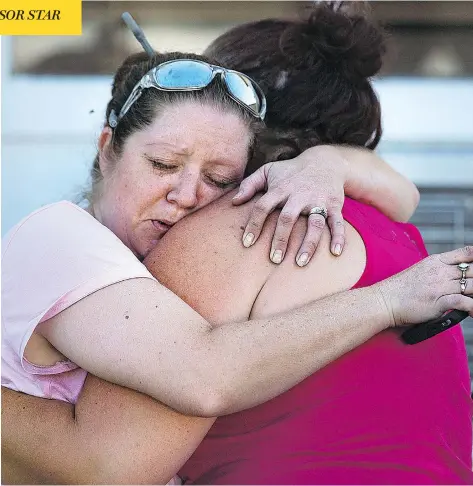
[297,252,309,267]
[333,244,342,256]
[271,249,283,264]
[243,232,254,248]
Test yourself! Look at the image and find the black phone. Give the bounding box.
[401,309,470,344]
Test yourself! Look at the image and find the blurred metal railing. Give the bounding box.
[411,188,473,387]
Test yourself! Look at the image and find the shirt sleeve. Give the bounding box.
[1,201,157,362]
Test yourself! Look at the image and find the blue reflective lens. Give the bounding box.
[155,61,213,89]
[225,72,261,115]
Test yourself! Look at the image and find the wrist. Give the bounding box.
[305,145,350,183]
[370,282,396,330]
[320,144,350,183]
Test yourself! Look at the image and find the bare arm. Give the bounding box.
[39,270,390,418]
[2,376,214,485]
[336,145,420,222]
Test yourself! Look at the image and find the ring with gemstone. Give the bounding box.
[458,262,469,294]
[308,206,328,220]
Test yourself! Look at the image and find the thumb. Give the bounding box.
[232,166,267,205]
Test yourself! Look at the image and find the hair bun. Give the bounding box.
[280,2,386,80]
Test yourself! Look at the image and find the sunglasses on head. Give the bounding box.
[109,58,267,128]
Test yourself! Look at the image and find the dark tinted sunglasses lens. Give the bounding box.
[155,61,213,89]
[225,72,261,115]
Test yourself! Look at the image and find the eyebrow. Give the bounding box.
[146,143,243,165]
[144,142,190,156]
[208,159,244,172]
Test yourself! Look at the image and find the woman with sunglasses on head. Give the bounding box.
[2,6,472,485]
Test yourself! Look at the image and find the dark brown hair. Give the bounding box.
[88,51,262,202]
[205,2,386,172]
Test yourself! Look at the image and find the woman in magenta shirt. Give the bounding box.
[178,196,473,484]
[176,6,472,483]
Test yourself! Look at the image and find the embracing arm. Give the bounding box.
[2,376,213,484]
[38,275,391,418]
[335,145,420,222]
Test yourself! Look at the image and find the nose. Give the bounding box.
[166,169,199,210]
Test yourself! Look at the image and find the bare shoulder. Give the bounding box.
[146,191,366,323]
[145,191,273,325]
[251,214,366,319]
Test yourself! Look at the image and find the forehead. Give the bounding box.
[128,100,252,167]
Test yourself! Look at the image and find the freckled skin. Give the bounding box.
[95,101,252,260]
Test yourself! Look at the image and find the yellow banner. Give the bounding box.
[0,0,81,35]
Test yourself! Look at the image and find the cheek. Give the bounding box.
[146,176,172,199]
[131,176,174,212]
[117,164,171,204]
[197,184,230,207]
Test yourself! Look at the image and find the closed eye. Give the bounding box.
[206,176,239,190]
[145,155,239,189]
[145,155,178,171]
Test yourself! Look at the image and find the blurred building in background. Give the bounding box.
[2,1,473,377]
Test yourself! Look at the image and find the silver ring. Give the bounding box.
[308,206,328,220]
[458,263,469,294]
[458,262,469,278]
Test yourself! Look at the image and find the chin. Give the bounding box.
[138,237,162,261]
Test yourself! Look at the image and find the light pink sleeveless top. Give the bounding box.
[2,201,157,403]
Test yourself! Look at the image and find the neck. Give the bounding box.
[88,201,102,223]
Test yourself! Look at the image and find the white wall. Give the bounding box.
[2,37,473,234]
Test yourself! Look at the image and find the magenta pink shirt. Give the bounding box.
[180,198,473,484]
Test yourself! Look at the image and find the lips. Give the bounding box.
[151,219,177,233]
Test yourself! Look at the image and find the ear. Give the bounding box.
[98,127,114,177]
